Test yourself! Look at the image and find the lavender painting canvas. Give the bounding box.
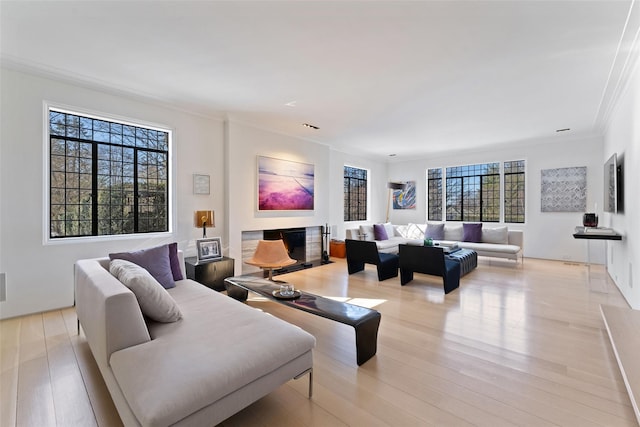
[258,156,314,211]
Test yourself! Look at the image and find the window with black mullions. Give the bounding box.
[504,160,525,223]
[344,166,367,221]
[49,108,169,238]
[445,162,500,222]
[427,168,442,221]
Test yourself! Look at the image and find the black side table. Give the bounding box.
[184,256,235,291]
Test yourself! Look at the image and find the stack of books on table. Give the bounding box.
[440,243,460,254]
[583,227,615,235]
[438,241,458,248]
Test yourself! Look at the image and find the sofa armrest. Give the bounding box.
[508,230,523,249]
[75,258,151,367]
[345,228,360,240]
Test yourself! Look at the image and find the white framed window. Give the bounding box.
[47,106,172,240]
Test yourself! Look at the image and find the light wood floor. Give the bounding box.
[1,257,636,426]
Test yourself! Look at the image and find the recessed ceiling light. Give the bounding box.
[285,101,297,107]
[556,128,571,132]
[302,123,319,130]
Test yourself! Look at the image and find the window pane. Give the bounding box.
[445,162,499,222]
[427,168,442,221]
[49,108,170,238]
[344,166,367,221]
[446,177,462,221]
[504,160,525,223]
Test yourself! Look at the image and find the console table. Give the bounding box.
[572,227,622,241]
[572,227,622,292]
[224,276,381,366]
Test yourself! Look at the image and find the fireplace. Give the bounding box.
[264,228,306,269]
[241,226,323,276]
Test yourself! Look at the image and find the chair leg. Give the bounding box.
[400,269,413,285]
[377,263,399,281]
[347,261,365,275]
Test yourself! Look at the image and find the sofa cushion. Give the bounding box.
[482,226,509,244]
[374,237,405,251]
[110,244,176,289]
[373,224,388,240]
[109,259,182,323]
[359,225,375,241]
[458,242,521,254]
[383,222,396,238]
[168,242,184,281]
[425,223,445,240]
[463,223,483,243]
[404,223,425,239]
[444,224,463,241]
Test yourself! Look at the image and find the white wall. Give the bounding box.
[387,135,605,263]
[328,149,389,240]
[3,65,632,318]
[225,121,332,269]
[0,68,226,319]
[603,59,639,309]
[224,123,391,268]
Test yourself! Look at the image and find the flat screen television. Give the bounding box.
[604,153,624,213]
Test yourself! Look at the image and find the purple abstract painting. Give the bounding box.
[258,156,314,211]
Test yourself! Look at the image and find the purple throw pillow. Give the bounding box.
[373,224,389,241]
[425,223,445,240]
[110,244,176,289]
[462,223,483,243]
[168,242,184,281]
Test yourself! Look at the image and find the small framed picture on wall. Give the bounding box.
[193,174,210,195]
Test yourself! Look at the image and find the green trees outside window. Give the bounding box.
[344,166,367,221]
[49,109,169,238]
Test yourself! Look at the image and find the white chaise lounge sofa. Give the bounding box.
[346,222,523,262]
[75,249,315,427]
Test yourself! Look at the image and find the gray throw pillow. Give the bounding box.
[482,226,509,244]
[425,223,445,240]
[109,259,182,323]
[110,244,176,289]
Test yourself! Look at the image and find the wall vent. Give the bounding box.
[0,273,5,302]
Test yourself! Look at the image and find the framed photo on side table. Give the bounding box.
[196,237,222,262]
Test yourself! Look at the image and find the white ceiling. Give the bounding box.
[1,1,638,161]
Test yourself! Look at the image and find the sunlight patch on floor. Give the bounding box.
[324,296,387,309]
[245,294,386,309]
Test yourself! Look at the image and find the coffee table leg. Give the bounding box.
[354,313,381,365]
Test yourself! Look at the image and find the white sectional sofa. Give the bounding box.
[75,250,315,427]
[346,222,523,262]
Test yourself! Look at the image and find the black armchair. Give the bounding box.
[345,239,399,281]
[398,244,461,294]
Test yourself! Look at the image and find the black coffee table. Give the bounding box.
[224,276,381,366]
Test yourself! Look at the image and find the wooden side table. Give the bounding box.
[185,256,235,291]
[329,239,346,258]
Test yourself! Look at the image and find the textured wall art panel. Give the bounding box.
[540,167,587,212]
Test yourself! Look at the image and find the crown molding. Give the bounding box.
[594,0,640,133]
[0,55,226,122]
